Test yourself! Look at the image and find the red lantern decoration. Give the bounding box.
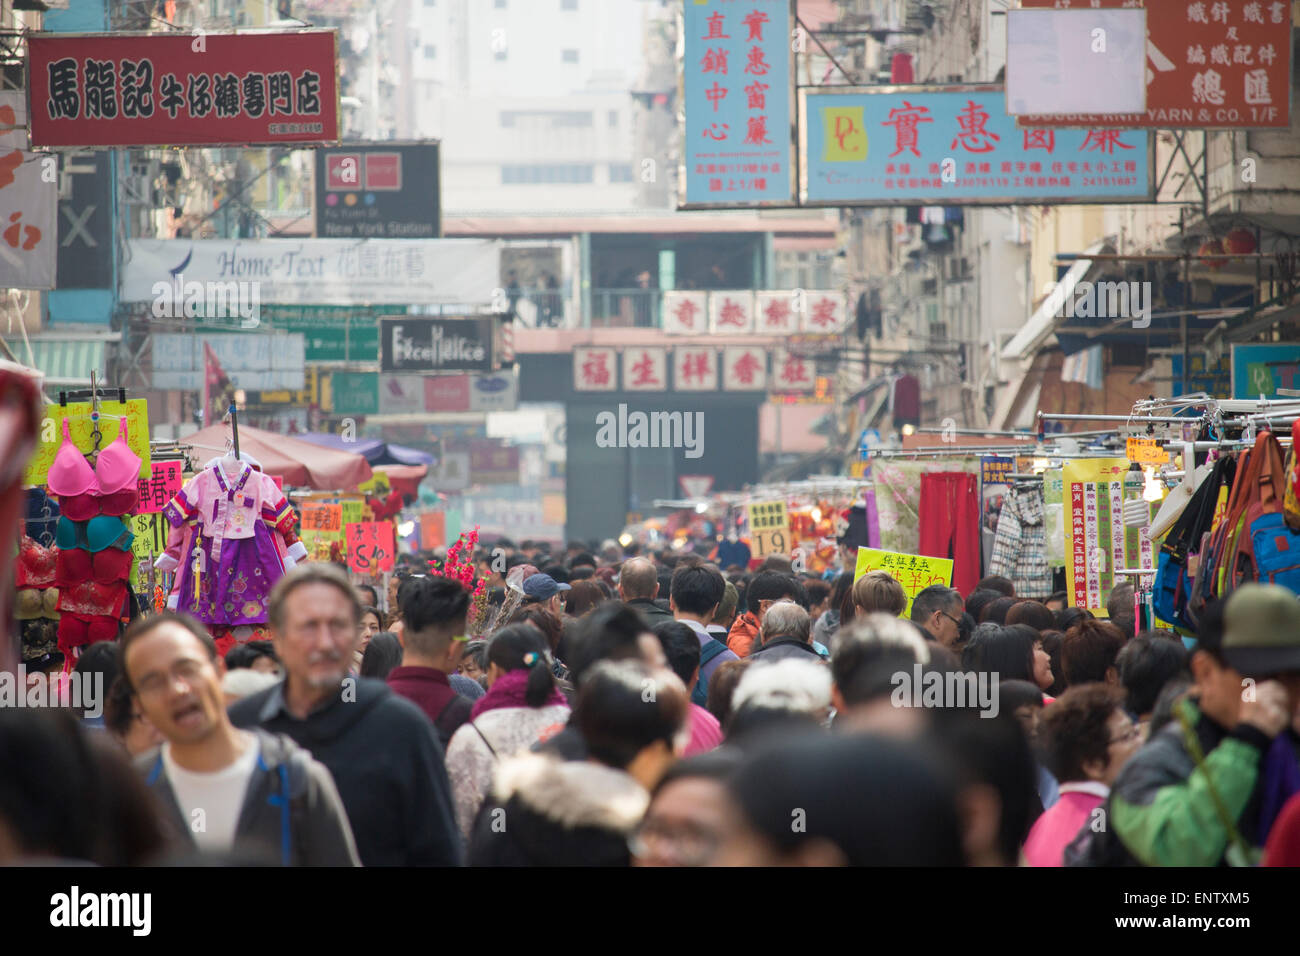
[1198,238,1226,269]
[1223,227,1257,255]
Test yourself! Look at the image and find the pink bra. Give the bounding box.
[47,417,142,519]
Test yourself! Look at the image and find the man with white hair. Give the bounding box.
[749,600,824,665]
[730,658,834,727]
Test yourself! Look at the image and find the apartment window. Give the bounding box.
[608,163,633,183]
[608,109,618,127]
[561,49,579,64]
[423,45,436,59]
[501,164,594,184]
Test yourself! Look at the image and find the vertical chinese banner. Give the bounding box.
[980,455,1013,571]
[682,0,796,206]
[1064,459,1136,614]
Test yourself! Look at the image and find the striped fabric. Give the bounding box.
[22,340,107,386]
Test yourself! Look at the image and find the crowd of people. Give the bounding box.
[3,534,1300,868]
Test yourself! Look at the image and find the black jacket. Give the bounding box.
[748,637,827,664]
[626,597,674,628]
[139,728,359,866]
[228,677,462,866]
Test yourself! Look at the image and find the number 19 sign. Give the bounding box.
[747,499,789,558]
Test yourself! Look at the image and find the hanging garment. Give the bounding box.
[47,417,141,519]
[864,488,881,549]
[988,485,1053,598]
[163,461,297,627]
[918,472,980,596]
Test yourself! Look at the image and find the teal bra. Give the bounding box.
[55,515,134,553]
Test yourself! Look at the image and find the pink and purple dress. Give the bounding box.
[163,462,296,626]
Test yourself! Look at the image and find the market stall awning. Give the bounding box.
[295,432,435,466]
[1001,240,1111,362]
[374,463,428,500]
[0,335,117,388]
[181,423,373,491]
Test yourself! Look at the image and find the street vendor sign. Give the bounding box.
[27,30,339,148]
[854,547,954,617]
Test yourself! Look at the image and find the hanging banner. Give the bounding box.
[135,460,185,514]
[681,0,796,208]
[1044,468,1067,568]
[1016,0,1292,130]
[25,399,152,486]
[1063,458,1158,614]
[853,546,954,617]
[0,91,57,290]
[27,30,340,148]
[800,85,1154,205]
[346,522,396,574]
[747,499,789,557]
[980,455,1013,573]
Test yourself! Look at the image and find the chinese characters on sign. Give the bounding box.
[747,500,790,557]
[28,32,339,147]
[683,0,794,205]
[802,87,1153,205]
[1018,0,1291,129]
[574,347,618,392]
[1063,459,1156,614]
[853,547,954,616]
[346,522,396,575]
[300,503,343,533]
[135,461,185,514]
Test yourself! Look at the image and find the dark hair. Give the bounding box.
[117,611,218,692]
[541,564,571,585]
[1038,630,1067,696]
[0,708,170,865]
[564,580,605,618]
[1041,683,1127,783]
[355,584,380,606]
[570,552,597,569]
[1046,591,1068,607]
[827,571,854,619]
[705,658,751,728]
[359,605,386,628]
[567,601,654,687]
[486,623,558,707]
[102,676,137,739]
[509,606,565,653]
[964,589,1002,626]
[1061,619,1125,687]
[73,641,120,691]
[1117,633,1190,717]
[399,575,471,656]
[569,566,596,582]
[803,579,831,608]
[670,564,726,617]
[224,640,278,671]
[961,623,1037,683]
[1055,605,1094,632]
[268,562,362,632]
[975,575,1015,597]
[983,596,1017,625]
[747,570,800,607]
[653,621,702,687]
[911,584,962,624]
[360,632,403,680]
[575,660,688,770]
[1193,598,1227,663]
[998,679,1045,715]
[1005,600,1055,633]
[728,732,964,866]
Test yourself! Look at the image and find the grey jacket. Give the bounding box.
[138,728,361,866]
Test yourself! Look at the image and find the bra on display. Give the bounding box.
[15,536,57,588]
[46,417,142,518]
[57,547,133,586]
[55,515,134,553]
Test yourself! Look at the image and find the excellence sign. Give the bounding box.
[27,30,339,148]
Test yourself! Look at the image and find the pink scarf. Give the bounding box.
[470,668,567,719]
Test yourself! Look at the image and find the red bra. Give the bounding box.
[15,536,57,588]
[56,546,134,586]
[56,579,129,618]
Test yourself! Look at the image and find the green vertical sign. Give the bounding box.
[331,372,379,415]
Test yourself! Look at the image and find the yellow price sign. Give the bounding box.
[1126,437,1168,465]
[747,500,789,557]
[26,399,152,486]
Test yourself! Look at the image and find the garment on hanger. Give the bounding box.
[47,418,141,519]
[1149,460,1213,540]
[162,459,297,626]
[988,484,1052,599]
[918,472,980,596]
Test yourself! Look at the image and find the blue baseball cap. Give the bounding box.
[523,573,571,601]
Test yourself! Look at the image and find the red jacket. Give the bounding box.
[726,612,761,658]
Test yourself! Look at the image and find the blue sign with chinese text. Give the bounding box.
[802,86,1153,205]
[683,0,794,206]
[1231,343,1300,399]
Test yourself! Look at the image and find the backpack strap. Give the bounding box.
[469,720,499,760]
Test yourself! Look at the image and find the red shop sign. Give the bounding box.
[27,30,339,148]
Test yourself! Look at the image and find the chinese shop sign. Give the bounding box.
[1017,0,1291,129]
[135,460,185,514]
[747,499,789,557]
[853,547,954,617]
[300,503,342,533]
[346,521,395,574]
[27,31,339,148]
[801,86,1154,205]
[682,0,795,207]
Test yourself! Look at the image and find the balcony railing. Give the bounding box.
[591,288,661,329]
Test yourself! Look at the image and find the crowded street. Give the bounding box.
[2,0,1299,934]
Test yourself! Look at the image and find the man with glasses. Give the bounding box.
[120,611,359,865]
[228,563,461,866]
[386,575,475,748]
[910,585,964,649]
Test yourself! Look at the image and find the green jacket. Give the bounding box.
[1066,699,1272,867]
